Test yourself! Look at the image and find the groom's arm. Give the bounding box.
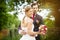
[36,15,44,27]
[39,15,44,25]
[37,15,44,30]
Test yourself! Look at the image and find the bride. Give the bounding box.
[20,5,40,40]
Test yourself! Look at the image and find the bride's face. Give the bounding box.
[27,9,33,17]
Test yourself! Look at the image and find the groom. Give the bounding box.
[31,2,44,40]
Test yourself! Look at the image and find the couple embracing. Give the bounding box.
[19,2,47,40]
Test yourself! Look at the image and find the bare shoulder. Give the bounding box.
[25,17,33,23]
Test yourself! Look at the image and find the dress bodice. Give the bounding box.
[21,16,34,33]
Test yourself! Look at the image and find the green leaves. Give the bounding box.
[0,13,20,30]
[0,0,7,13]
[44,19,55,28]
[0,0,20,31]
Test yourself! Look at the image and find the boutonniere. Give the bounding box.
[36,20,39,24]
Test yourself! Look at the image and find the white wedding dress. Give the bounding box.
[20,24,36,40]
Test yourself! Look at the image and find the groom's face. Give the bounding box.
[32,5,38,13]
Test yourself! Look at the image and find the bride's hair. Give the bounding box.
[25,5,31,13]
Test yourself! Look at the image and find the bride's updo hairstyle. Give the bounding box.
[25,5,31,14]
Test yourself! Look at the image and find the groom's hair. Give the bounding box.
[31,1,40,8]
[31,2,38,7]
[31,2,40,9]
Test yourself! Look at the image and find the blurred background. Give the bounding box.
[0,0,60,40]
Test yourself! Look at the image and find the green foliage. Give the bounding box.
[0,0,20,30]
[27,0,32,4]
[0,13,20,30]
[0,0,7,13]
[0,0,21,40]
[43,17,56,40]
[44,18,55,28]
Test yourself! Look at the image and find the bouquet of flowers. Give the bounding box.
[39,25,47,35]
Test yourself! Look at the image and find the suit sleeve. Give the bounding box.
[39,15,44,25]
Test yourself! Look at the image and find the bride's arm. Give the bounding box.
[19,21,26,35]
[26,21,39,36]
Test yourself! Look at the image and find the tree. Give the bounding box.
[0,0,20,40]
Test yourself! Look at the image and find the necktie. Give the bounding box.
[32,13,35,20]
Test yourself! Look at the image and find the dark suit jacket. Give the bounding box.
[33,14,44,40]
[33,14,44,31]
